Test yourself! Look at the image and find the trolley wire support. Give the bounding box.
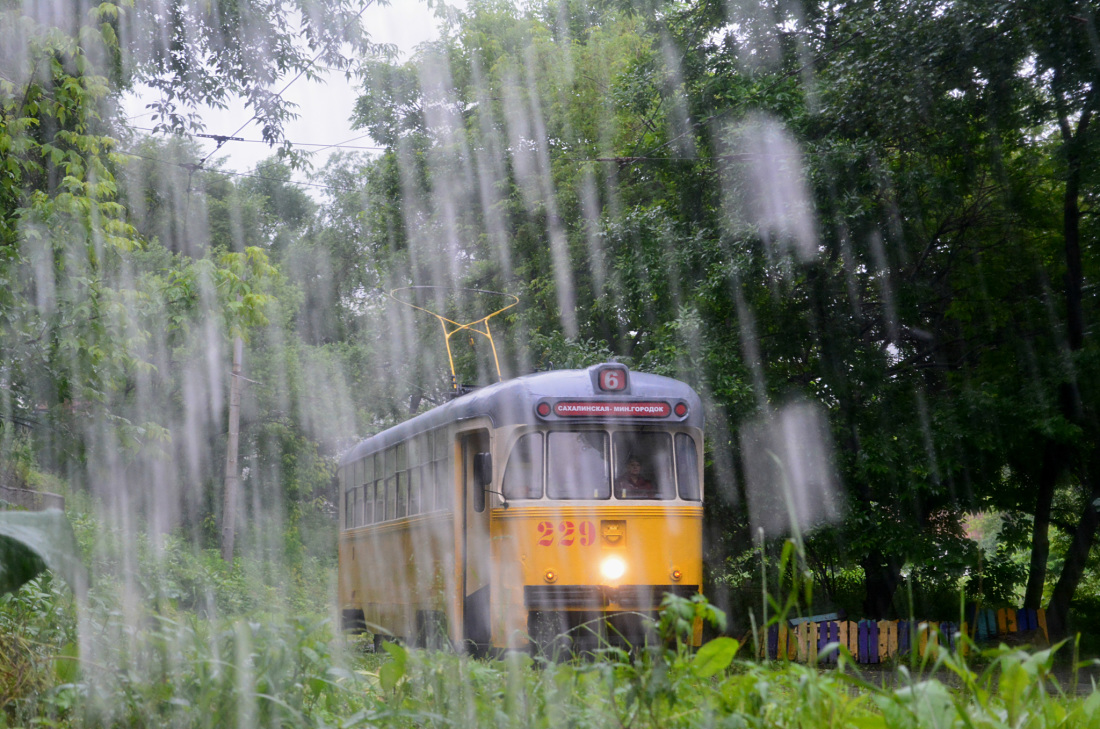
[387,286,519,392]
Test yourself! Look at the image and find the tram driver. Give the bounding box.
[616,455,657,499]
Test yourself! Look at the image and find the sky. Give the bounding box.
[122,0,450,176]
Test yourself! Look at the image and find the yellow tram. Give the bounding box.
[337,363,704,653]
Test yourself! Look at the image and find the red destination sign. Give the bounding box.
[552,401,671,418]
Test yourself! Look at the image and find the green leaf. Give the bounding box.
[691,637,739,677]
[378,640,407,692]
[55,641,81,683]
[0,509,87,596]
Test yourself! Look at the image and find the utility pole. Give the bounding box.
[221,335,243,562]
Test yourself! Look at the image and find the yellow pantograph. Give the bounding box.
[389,287,519,389]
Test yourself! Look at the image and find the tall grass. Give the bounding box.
[2,573,1099,729]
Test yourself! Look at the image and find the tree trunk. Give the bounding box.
[862,556,902,618]
[220,336,243,563]
[1023,441,1061,609]
[1062,139,1084,351]
[1046,472,1100,640]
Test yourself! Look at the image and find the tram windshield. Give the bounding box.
[547,431,611,499]
[501,429,700,501]
[612,432,675,500]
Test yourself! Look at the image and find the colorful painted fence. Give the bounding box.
[757,608,1048,663]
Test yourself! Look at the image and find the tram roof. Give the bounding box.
[340,364,703,465]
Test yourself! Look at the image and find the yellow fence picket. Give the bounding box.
[878,620,896,659]
[797,622,817,663]
[917,622,940,658]
[778,623,796,660]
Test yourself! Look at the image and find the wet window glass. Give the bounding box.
[386,476,396,520]
[435,460,454,510]
[345,487,356,528]
[676,434,700,501]
[339,467,349,527]
[420,466,432,512]
[435,430,450,460]
[613,432,675,500]
[363,482,374,524]
[397,472,408,518]
[547,431,610,500]
[409,466,420,515]
[384,448,396,480]
[375,479,385,522]
[503,433,543,500]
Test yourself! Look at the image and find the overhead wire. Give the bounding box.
[129,126,386,153]
[196,0,380,166]
[120,149,364,194]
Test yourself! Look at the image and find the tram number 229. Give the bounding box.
[537,520,595,547]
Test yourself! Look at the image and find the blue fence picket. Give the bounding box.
[767,625,779,660]
[818,621,838,664]
[980,609,996,640]
[898,620,911,655]
[941,622,957,650]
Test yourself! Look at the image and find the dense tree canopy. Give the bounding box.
[1,0,1098,641]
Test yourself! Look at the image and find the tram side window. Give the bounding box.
[547,432,610,500]
[503,433,544,500]
[409,463,421,516]
[419,464,433,512]
[675,434,701,501]
[383,447,396,521]
[374,474,385,523]
[347,459,360,527]
[433,429,454,511]
[340,466,349,530]
[360,481,369,527]
[613,432,675,500]
[396,473,408,518]
[394,443,407,518]
[407,437,421,516]
[346,488,357,528]
[361,456,375,524]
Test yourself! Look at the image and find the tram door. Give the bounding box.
[461,430,492,649]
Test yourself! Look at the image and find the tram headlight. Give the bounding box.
[600,556,626,581]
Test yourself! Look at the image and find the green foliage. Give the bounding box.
[2,568,1100,728]
[0,573,77,720]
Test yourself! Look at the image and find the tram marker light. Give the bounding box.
[544,569,557,583]
[536,402,551,417]
[674,402,688,417]
[671,569,683,582]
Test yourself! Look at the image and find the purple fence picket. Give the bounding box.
[767,625,779,660]
[898,620,911,654]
